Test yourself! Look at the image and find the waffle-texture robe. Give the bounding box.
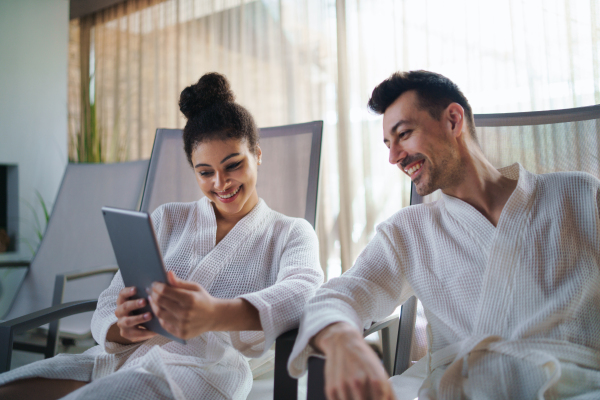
[0,198,323,400]
[289,163,600,399]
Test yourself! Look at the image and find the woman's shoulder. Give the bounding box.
[152,199,202,218]
[259,200,316,240]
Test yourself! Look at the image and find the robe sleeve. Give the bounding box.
[90,206,165,354]
[287,221,415,377]
[230,218,324,358]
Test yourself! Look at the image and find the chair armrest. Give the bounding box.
[364,314,400,376]
[53,266,118,306]
[307,356,327,400]
[364,314,399,336]
[274,328,298,400]
[306,313,401,400]
[57,266,119,282]
[0,300,97,373]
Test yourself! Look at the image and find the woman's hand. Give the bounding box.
[108,286,158,344]
[147,271,218,340]
[314,322,397,400]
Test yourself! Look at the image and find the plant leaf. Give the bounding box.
[35,190,50,224]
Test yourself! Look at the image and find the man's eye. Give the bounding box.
[399,130,412,139]
[226,161,242,170]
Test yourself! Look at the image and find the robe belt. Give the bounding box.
[426,336,600,400]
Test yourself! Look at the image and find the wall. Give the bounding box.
[0,0,69,261]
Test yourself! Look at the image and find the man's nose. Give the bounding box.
[389,142,407,165]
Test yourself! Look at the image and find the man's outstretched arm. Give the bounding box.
[312,321,397,400]
[287,223,413,397]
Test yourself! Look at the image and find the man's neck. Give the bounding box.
[442,147,518,227]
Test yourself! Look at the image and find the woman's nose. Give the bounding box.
[214,173,229,190]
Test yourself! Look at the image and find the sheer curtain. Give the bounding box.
[334,0,600,275]
[68,0,600,277]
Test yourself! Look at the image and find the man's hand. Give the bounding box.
[147,271,218,340]
[107,286,158,344]
[313,322,396,400]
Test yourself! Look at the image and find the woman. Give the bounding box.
[0,73,323,400]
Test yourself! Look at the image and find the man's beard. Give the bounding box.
[414,148,465,196]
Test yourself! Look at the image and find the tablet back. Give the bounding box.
[102,206,185,344]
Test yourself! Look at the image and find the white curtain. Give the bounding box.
[68,0,600,277]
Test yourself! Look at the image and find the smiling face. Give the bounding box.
[383,90,466,196]
[191,138,261,219]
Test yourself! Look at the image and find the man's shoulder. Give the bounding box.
[377,201,443,234]
[535,170,600,192]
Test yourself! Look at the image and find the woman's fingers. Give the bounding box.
[115,298,147,318]
[148,292,183,318]
[117,286,136,305]
[167,271,201,291]
[151,282,199,306]
[120,325,157,341]
[119,312,152,328]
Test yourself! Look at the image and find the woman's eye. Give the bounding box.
[199,171,213,177]
[226,161,242,170]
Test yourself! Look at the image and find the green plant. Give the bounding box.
[72,101,104,163]
[20,190,51,256]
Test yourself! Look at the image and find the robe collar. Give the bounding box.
[187,197,269,287]
[439,163,535,249]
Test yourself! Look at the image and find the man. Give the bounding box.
[288,70,600,399]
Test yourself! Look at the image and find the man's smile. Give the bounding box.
[404,159,425,179]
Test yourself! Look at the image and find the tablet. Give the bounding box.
[102,206,186,344]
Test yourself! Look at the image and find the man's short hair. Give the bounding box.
[367,70,478,144]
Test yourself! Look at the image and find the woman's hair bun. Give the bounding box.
[179,72,235,119]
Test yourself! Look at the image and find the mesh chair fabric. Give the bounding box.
[140,122,322,228]
[5,160,149,335]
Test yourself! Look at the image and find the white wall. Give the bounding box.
[0,0,69,261]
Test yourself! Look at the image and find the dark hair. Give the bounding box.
[179,72,259,166]
[367,70,478,144]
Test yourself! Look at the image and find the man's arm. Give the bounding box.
[312,322,396,400]
[288,223,414,399]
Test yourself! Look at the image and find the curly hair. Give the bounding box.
[179,72,259,166]
[367,70,478,144]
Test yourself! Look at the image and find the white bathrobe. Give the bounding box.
[289,163,600,399]
[0,198,323,400]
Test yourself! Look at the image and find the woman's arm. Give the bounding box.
[147,271,261,339]
[232,219,324,356]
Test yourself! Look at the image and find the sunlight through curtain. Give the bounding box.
[68,0,600,278]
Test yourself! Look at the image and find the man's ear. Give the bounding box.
[445,103,465,138]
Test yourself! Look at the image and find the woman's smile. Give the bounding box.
[214,184,242,203]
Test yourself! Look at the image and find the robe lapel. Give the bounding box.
[187,198,268,288]
[472,163,538,335]
[441,192,496,257]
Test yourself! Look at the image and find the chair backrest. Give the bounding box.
[393,104,600,375]
[5,160,150,335]
[140,121,323,228]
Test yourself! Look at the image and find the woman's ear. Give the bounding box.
[255,145,262,165]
